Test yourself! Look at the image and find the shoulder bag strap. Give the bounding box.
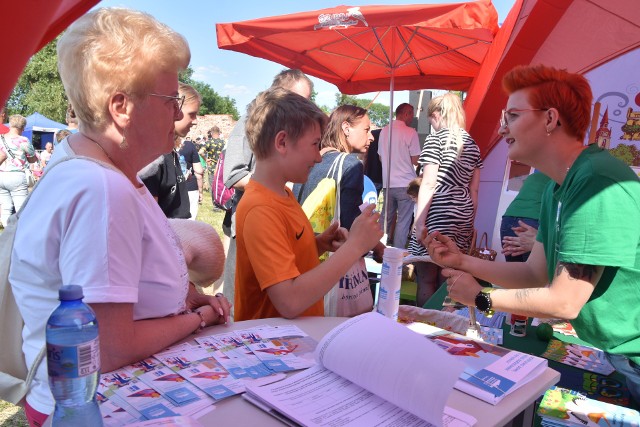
[333,153,347,225]
[1,135,16,160]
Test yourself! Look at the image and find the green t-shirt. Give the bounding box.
[503,172,551,219]
[538,144,640,363]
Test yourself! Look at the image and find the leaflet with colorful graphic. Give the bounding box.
[113,378,180,420]
[537,386,640,427]
[542,340,615,375]
[424,330,548,404]
[195,332,272,379]
[155,344,246,401]
[236,324,317,372]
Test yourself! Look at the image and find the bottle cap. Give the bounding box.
[383,247,406,261]
[58,284,84,301]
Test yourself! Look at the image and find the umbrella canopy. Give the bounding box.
[217,1,499,95]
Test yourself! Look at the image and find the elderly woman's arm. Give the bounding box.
[91,295,229,373]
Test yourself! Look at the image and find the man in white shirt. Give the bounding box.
[378,103,421,248]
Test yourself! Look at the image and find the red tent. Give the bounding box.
[2,0,99,108]
[465,0,640,157]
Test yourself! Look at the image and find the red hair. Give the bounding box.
[502,65,592,141]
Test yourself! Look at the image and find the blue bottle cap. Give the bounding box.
[58,284,84,301]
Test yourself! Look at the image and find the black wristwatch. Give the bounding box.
[474,287,495,317]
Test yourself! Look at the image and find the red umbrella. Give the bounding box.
[216,1,499,95]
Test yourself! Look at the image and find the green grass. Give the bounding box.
[195,188,227,231]
[0,188,227,423]
[0,400,27,427]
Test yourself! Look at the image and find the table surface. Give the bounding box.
[194,316,560,427]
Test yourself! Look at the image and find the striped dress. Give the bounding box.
[408,128,483,256]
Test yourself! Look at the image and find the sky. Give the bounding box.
[95,0,516,111]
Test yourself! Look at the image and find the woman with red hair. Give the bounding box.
[423,64,640,405]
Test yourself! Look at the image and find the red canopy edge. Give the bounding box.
[2,0,99,108]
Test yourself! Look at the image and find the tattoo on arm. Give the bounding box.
[514,288,535,304]
[556,262,597,281]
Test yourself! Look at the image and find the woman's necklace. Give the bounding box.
[82,134,116,165]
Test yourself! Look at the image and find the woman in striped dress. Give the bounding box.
[408,93,483,306]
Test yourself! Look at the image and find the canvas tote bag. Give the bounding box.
[322,154,373,317]
[0,156,83,405]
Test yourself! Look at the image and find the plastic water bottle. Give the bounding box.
[376,247,405,321]
[46,285,103,426]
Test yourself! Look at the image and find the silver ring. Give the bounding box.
[215,293,224,298]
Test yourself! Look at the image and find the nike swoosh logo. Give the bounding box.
[296,227,304,240]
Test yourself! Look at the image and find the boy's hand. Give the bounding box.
[424,231,463,268]
[316,221,348,254]
[347,204,384,254]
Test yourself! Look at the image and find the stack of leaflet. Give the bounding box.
[97,324,317,427]
[537,386,640,427]
[541,340,616,375]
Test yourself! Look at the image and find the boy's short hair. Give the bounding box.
[270,69,314,93]
[407,177,422,198]
[245,87,327,160]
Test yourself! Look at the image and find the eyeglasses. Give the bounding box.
[149,93,186,113]
[500,108,548,128]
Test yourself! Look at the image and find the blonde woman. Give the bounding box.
[408,92,483,306]
[9,9,230,425]
[0,114,37,226]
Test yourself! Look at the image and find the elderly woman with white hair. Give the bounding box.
[0,114,37,226]
[8,8,230,425]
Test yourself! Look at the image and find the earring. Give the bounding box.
[120,128,129,149]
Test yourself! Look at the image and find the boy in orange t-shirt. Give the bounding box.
[234,88,383,320]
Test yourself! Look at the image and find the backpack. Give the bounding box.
[212,149,235,210]
[0,156,81,405]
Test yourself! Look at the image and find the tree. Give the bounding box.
[8,44,240,125]
[334,94,390,127]
[8,36,68,123]
[179,67,240,120]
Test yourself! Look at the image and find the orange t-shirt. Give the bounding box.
[234,180,323,320]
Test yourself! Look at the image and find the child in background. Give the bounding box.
[234,87,383,320]
[407,177,421,203]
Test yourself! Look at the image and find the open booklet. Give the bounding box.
[244,313,476,427]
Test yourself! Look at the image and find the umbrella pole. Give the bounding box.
[383,69,395,242]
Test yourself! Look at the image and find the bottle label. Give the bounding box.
[47,337,100,378]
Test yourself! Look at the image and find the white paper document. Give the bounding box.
[246,313,475,427]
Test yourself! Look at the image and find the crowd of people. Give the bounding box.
[2,7,639,425]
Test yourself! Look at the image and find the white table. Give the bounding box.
[194,316,560,427]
